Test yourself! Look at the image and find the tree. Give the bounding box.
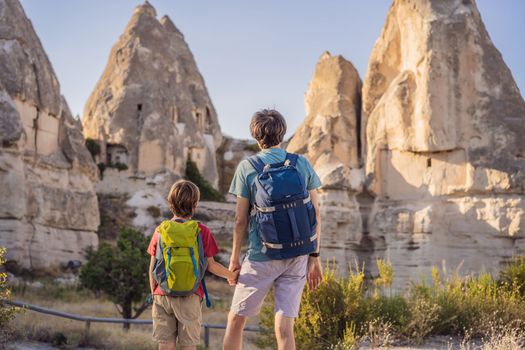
[84,138,100,160]
[79,228,150,330]
[185,158,225,201]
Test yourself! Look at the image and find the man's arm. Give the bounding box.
[229,196,250,283]
[307,189,323,290]
[311,189,321,252]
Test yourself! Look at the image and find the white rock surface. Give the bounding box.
[82,1,222,189]
[288,0,525,287]
[0,0,99,271]
[287,52,365,267]
[360,0,525,287]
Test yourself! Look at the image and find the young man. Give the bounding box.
[223,109,323,350]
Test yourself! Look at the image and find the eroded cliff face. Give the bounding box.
[82,1,222,190]
[361,0,525,285]
[287,52,365,274]
[216,136,257,195]
[0,0,99,270]
[290,0,525,286]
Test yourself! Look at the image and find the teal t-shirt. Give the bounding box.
[228,148,322,261]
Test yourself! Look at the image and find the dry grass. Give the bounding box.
[458,325,525,350]
[8,278,261,350]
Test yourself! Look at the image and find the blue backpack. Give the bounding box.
[247,152,318,260]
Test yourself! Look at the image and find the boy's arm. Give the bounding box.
[229,196,250,275]
[207,256,239,280]
[149,256,156,294]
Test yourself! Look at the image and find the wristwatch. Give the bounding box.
[309,252,320,258]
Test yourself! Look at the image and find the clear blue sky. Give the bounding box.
[20,0,525,139]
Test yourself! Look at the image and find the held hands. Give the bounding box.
[307,256,323,291]
[228,258,241,286]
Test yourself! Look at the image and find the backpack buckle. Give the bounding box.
[263,164,271,172]
[284,159,291,167]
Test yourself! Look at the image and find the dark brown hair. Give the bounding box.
[250,109,287,149]
[167,180,200,218]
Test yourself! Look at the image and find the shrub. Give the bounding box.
[243,142,260,153]
[366,318,395,347]
[146,206,161,218]
[256,257,525,348]
[185,158,224,202]
[258,265,364,350]
[365,295,409,332]
[110,162,129,171]
[97,162,106,179]
[51,332,68,347]
[499,256,525,297]
[85,138,100,160]
[79,228,150,329]
[295,271,347,349]
[403,286,440,343]
[0,247,19,343]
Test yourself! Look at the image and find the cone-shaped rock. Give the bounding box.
[288,52,363,190]
[0,0,99,270]
[287,52,364,275]
[362,0,525,196]
[83,2,222,188]
[361,0,525,286]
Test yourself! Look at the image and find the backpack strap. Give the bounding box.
[285,152,299,167]
[247,155,266,174]
[196,228,212,308]
[189,247,198,278]
[201,276,212,308]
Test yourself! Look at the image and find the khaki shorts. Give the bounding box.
[152,294,202,346]
[230,255,308,318]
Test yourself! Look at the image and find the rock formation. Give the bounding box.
[361,0,525,285]
[216,136,257,195]
[0,0,99,270]
[290,0,525,286]
[82,1,222,191]
[287,52,365,274]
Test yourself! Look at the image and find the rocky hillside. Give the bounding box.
[82,1,222,191]
[287,52,365,272]
[0,0,99,271]
[289,0,525,286]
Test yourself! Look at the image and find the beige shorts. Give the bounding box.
[152,294,202,346]
[230,255,308,318]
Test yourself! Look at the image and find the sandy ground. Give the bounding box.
[7,338,467,350]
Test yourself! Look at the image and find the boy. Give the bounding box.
[223,109,323,350]
[147,180,238,350]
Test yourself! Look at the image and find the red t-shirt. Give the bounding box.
[147,222,219,298]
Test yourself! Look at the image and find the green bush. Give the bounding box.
[79,228,150,329]
[110,162,129,171]
[185,158,224,202]
[257,258,525,348]
[85,138,100,160]
[499,256,525,297]
[243,142,260,153]
[97,162,106,179]
[295,271,347,349]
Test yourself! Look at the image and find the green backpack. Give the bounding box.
[152,219,211,307]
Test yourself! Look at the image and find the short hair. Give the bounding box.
[167,180,200,218]
[249,109,287,149]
